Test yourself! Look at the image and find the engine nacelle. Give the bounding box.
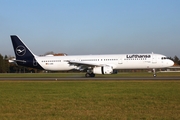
[93,66,113,74]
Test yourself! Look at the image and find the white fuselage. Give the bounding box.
[35,53,174,71]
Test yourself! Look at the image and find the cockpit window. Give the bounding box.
[161,57,169,60]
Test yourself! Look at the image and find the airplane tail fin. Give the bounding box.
[10,35,36,60]
[10,35,43,69]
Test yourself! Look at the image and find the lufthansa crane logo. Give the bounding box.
[16,46,26,56]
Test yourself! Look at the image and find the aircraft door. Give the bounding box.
[152,54,157,63]
[118,58,123,64]
[33,58,38,66]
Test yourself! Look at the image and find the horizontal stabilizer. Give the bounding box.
[9,59,26,63]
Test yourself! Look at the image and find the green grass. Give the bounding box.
[0,72,180,78]
[0,81,180,119]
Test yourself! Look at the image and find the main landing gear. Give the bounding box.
[152,68,157,77]
[85,73,95,77]
[85,69,95,77]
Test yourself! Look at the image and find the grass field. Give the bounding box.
[0,80,180,120]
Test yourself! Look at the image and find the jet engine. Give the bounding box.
[93,66,113,74]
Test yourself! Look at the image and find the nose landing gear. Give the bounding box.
[152,69,157,77]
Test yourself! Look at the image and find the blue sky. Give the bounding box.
[0,0,180,57]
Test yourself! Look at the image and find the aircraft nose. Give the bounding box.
[168,60,174,66]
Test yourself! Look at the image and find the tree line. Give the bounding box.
[0,54,180,73]
[0,54,40,73]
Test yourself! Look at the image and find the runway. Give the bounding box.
[0,77,180,81]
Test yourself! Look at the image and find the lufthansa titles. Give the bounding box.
[126,54,151,58]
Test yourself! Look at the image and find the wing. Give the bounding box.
[68,61,107,70]
[69,61,104,67]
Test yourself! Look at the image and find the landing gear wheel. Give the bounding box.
[85,73,90,77]
[85,73,95,77]
[90,73,95,77]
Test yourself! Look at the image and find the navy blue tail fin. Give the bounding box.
[11,35,35,60]
[10,35,44,70]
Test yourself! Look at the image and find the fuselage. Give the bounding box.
[35,53,174,71]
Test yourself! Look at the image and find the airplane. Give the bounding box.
[10,35,174,77]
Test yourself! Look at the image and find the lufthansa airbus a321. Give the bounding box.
[10,35,174,77]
